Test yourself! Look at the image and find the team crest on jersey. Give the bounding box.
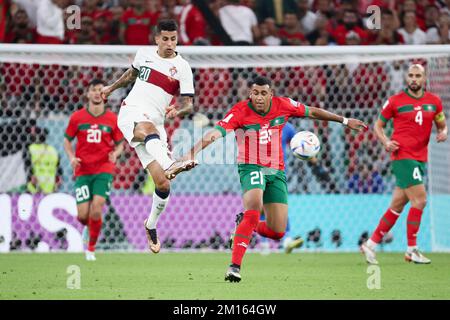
[169,66,178,76]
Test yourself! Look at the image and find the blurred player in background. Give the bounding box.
[361,64,448,265]
[64,79,124,261]
[101,19,197,254]
[183,76,367,282]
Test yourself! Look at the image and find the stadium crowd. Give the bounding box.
[1,0,450,46]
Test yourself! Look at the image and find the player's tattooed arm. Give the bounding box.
[435,112,448,143]
[101,68,138,100]
[308,106,367,132]
[182,128,223,161]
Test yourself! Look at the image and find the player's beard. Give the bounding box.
[408,83,422,93]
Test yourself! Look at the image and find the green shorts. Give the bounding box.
[74,173,113,204]
[238,164,288,204]
[392,159,426,189]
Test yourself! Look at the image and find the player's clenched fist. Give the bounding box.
[165,105,178,119]
[383,140,400,152]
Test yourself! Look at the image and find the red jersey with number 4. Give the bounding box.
[65,108,124,176]
[379,90,443,162]
[215,97,309,170]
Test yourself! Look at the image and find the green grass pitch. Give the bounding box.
[1,252,449,300]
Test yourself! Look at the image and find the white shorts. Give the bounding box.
[117,104,170,169]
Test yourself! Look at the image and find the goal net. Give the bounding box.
[0,44,449,253]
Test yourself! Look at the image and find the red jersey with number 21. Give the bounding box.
[379,90,443,162]
[65,108,124,176]
[215,97,309,170]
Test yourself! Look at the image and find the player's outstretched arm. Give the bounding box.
[101,68,139,100]
[182,128,223,161]
[374,118,399,152]
[434,112,448,143]
[308,106,367,131]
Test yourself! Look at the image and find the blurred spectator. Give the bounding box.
[70,15,96,44]
[91,11,115,44]
[398,10,427,44]
[259,17,282,45]
[12,0,38,27]
[347,163,384,194]
[426,9,450,44]
[120,0,158,45]
[306,14,336,45]
[314,0,336,20]
[219,0,260,45]
[256,0,297,26]
[332,9,368,45]
[5,8,37,43]
[178,0,209,45]
[108,5,124,44]
[278,13,308,45]
[81,0,102,18]
[297,0,318,34]
[400,0,426,30]
[36,0,66,44]
[370,9,404,45]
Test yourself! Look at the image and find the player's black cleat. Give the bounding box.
[228,212,244,249]
[224,264,241,283]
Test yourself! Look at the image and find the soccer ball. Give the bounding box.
[290,131,321,160]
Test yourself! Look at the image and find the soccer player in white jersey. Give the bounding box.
[101,19,197,254]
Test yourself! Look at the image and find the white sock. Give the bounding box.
[407,246,417,253]
[145,137,174,170]
[145,191,170,229]
[366,239,377,250]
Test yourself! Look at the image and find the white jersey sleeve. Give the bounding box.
[131,48,144,71]
[179,60,195,96]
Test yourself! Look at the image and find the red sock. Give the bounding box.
[256,221,285,240]
[88,217,102,252]
[407,207,423,246]
[231,210,260,266]
[370,208,400,243]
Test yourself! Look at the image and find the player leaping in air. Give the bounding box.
[101,19,197,254]
[182,76,367,282]
[361,64,447,265]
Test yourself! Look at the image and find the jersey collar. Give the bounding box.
[403,88,425,100]
[247,100,272,117]
[86,106,106,118]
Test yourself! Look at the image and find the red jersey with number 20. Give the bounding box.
[65,108,124,176]
[215,97,309,170]
[379,90,443,162]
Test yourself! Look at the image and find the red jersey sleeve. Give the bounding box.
[379,98,395,122]
[214,105,242,137]
[283,97,309,118]
[64,114,78,141]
